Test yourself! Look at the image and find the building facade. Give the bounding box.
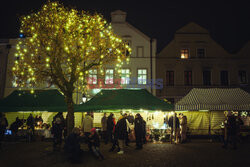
[156,22,250,103]
[1,10,157,104]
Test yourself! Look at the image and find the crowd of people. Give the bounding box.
[166,113,188,144]
[0,111,248,163]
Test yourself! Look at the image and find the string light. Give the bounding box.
[12,1,131,95]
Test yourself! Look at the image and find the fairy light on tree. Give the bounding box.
[12,1,131,134]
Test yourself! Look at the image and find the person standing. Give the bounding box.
[168,113,180,144]
[115,115,127,154]
[223,112,237,149]
[82,112,93,150]
[0,113,8,150]
[101,113,108,144]
[52,112,65,151]
[134,113,144,149]
[64,127,83,163]
[107,113,115,144]
[179,113,187,143]
[26,114,35,142]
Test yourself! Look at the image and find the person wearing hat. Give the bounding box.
[89,128,104,160]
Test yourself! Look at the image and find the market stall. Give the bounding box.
[175,88,250,135]
[0,89,83,128]
[75,89,174,141]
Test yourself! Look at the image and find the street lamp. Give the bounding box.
[82,94,87,103]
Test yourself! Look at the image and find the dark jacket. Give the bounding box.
[107,115,115,131]
[168,116,180,129]
[64,133,81,153]
[114,118,127,140]
[134,117,144,136]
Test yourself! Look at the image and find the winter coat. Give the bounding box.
[64,133,81,153]
[101,116,107,131]
[114,118,127,140]
[134,117,144,136]
[82,115,93,133]
[107,115,115,132]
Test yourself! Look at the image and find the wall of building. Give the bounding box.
[156,22,250,103]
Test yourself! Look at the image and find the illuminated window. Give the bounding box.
[105,69,114,84]
[184,71,192,85]
[197,48,205,58]
[166,71,174,86]
[138,69,147,84]
[88,69,98,84]
[121,69,130,85]
[181,48,189,59]
[239,71,247,85]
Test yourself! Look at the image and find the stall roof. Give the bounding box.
[175,88,250,111]
[75,89,174,112]
[0,89,68,112]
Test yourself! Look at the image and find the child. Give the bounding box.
[89,128,104,160]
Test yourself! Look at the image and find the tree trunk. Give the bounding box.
[66,96,74,136]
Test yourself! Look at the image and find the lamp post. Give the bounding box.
[82,94,87,103]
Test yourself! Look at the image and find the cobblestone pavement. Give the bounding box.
[0,139,249,167]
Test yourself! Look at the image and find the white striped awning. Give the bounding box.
[175,88,250,111]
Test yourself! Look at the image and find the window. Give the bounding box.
[203,71,211,86]
[138,69,147,84]
[197,48,205,58]
[105,69,114,84]
[181,48,189,59]
[220,71,229,86]
[184,71,192,85]
[239,71,247,85]
[166,71,174,86]
[137,46,144,57]
[88,69,98,84]
[121,69,130,85]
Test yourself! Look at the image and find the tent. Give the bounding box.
[175,88,250,135]
[0,89,68,112]
[75,89,174,112]
[175,88,250,111]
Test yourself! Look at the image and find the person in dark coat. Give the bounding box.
[64,127,83,163]
[26,114,35,141]
[52,112,65,151]
[107,113,115,143]
[88,128,104,160]
[114,115,127,154]
[223,112,238,149]
[0,113,8,149]
[168,113,180,144]
[142,119,147,144]
[10,117,23,140]
[134,113,144,149]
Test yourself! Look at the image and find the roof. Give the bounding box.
[0,89,68,112]
[175,88,250,111]
[75,89,174,112]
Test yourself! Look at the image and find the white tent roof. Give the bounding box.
[175,88,250,111]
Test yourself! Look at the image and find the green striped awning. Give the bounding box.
[175,88,250,111]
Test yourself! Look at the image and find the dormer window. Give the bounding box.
[181,48,189,59]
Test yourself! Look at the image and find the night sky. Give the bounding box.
[1,0,250,53]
